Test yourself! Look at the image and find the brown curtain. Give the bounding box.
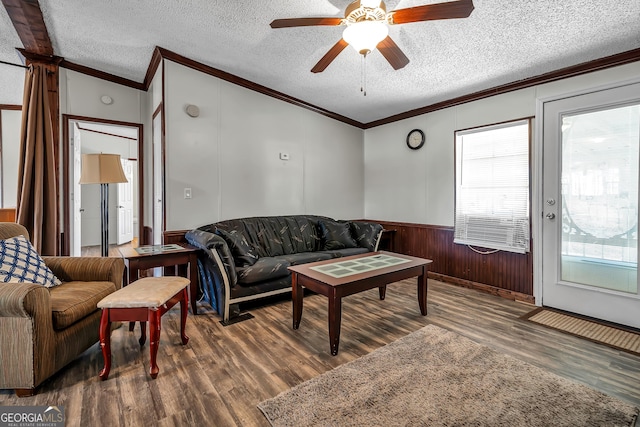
[16,63,58,255]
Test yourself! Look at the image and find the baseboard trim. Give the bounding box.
[428,272,535,305]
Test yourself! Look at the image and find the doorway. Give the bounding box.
[541,82,640,328]
[63,115,144,257]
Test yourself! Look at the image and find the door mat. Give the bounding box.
[522,307,640,357]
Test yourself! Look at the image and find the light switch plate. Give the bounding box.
[184,188,192,199]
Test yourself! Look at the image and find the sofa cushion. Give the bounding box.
[318,220,358,251]
[237,257,290,285]
[49,281,116,330]
[350,221,384,251]
[0,235,61,288]
[318,247,370,258]
[216,229,259,267]
[281,252,334,266]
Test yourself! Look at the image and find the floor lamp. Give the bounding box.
[79,153,128,257]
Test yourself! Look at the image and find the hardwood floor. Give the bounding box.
[1,279,639,426]
[81,238,138,257]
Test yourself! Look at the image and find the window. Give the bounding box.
[454,119,530,253]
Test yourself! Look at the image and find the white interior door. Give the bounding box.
[542,82,640,328]
[72,123,82,256]
[117,158,134,245]
[152,113,163,245]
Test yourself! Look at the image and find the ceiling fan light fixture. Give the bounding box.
[360,0,383,8]
[343,20,389,55]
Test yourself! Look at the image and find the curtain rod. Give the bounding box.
[0,59,27,69]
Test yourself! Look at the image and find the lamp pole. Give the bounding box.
[100,183,109,257]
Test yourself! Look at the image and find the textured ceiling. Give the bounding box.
[1,0,640,123]
[0,4,25,106]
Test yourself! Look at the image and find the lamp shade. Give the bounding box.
[343,20,389,55]
[79,153,128,184]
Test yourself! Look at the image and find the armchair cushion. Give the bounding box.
[49,281,117,330]
[0,236,61,288]
[41,257,124,287]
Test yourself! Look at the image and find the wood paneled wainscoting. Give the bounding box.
[373,220,534,304]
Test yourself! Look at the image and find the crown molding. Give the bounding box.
[59,60,145,90]
[155,47,365,129]
[51,43,640,130]
[142,46,163,91]
[365,47,640,128]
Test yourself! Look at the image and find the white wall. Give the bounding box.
[60,69,143,123]
[364,61,640,226]
[1,109,21,207]
[163,60,364,231]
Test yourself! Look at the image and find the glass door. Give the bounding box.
[542,83,640,328]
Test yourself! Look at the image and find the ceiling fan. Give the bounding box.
[270,0,474,73]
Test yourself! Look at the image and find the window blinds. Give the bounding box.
[454,119,530,253]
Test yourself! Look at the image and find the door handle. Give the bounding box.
[79,208,84,212]
[117,205,124,208]
[546,213,556,220]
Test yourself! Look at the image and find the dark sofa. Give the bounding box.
[185,215,383,321]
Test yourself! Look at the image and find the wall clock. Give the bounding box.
[406,129,425,150]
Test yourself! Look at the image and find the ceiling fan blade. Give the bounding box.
[311,38,349,73]
[270,17,343,28]
[390,0,474,25]
[377,36,410,70]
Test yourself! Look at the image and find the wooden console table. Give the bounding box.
[118,243,200,314]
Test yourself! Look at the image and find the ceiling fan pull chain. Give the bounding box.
[364,53,367,96]
[360,54,364,95]
[360,53,367,96]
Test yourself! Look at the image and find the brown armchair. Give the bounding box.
[0,223,124,396]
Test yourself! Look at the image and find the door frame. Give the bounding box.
[62,114,144,256]
[152,103,165,245]
[533,77,640,306]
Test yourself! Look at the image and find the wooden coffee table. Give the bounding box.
[288,251,432,355]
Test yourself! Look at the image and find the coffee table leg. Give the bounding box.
[418,268,428,315]
[328,292,342,356]
[99,309,111,380]
[149,309,160,379]
[292,273,303,329]
[180,288,190,345]
[379,285,386,300]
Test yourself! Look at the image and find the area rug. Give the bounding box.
[258,325,639,427]
[522,307,640,357]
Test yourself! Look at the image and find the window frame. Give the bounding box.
[454,117,533,253]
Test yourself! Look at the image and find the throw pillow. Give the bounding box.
[216,229,259,267]
[350,221,384,251]
[0,235,61,288]
[318,220,358,251]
